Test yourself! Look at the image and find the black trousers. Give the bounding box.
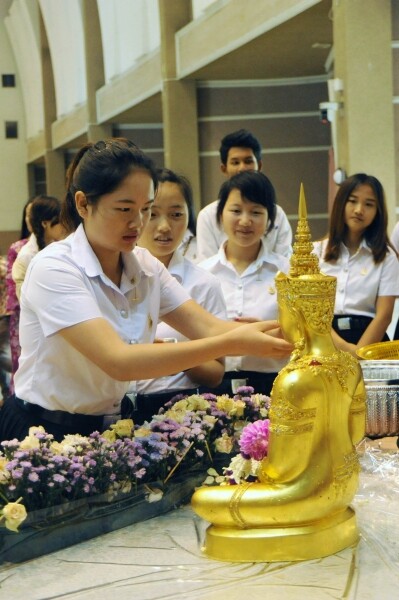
[202,371,277,398]
[134,387,200,424]
[332,315,389,345]
[0,395,131,443]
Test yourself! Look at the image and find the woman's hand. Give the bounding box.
[331,330,357,356]
[224,320,293,358]
[233,316,260,323]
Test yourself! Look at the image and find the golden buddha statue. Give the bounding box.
[192,185,366,562]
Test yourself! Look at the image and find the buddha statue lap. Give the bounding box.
[191,186,366,562]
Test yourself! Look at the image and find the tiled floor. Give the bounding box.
[0,439,398,600]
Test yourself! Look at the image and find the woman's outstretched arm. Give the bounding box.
[59,299,293,382]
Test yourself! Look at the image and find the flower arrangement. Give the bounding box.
[0,387,270,533]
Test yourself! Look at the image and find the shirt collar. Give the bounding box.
[217,237,284,270]
[71,224,153,290]
[166,249,185,283]
[341,238,372,256]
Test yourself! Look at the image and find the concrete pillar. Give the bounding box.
[333,0,396,226]
[81,0,112,142]
[39,11,65,199]
[158,0,201,212]
[44,150,65,200]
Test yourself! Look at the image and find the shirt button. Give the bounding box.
[237,311,242,317]
[238,284,243,289]
[120,309,128,318]
[339,289,344,293]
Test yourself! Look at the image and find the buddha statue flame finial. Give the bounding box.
[289,183,321,278]
[275,184,336,333]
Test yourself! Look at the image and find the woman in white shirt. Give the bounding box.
[0,138,292,442]
[313,173,399,351]
[136,168,227,422]
[199,171,290,396]
[12,195,66,299]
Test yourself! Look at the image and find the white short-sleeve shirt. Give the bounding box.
[11,233,39,300]
[137,249,227,394]
[390,221,399,253]
[313,239,399,317]
[15,225,190,415]
[199,239,290,374]
[196,200,292,262]
[178,229,198,263]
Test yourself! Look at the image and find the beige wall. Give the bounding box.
[1,0,398,251]
[197,78,330,240]
[0,20,29,250]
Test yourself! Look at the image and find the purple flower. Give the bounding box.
[235,386,255,395]
[11,469,24,479]
[28,472,40,482]
[238,419,270,461]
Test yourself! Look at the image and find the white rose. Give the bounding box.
[1,501,27,532]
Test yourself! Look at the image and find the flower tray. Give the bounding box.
[0,469,206,565]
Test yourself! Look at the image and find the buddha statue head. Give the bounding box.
[276,184,336,348]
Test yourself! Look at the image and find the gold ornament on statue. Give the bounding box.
[191,184,366,562]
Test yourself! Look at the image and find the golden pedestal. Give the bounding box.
[202,507,359,562]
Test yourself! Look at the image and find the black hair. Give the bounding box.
[19,197,35,239]
[61,138,158,233]
[219,129,262,165]
[29,195,61,250]
[156,168,196,235]
[324,173,391,264]
[216,171,276,233]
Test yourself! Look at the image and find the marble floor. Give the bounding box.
[0,438,398,600]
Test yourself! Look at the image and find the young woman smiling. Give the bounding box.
[136,168,227,422]
[0,140,292,442]
[199,170,290,396]
[313,173,399,352]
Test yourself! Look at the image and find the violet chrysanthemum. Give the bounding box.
[239,419,270,461]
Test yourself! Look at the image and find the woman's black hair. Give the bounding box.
[61,138,158,233]
[216,171,277,233]
[19,197,34,239]
[29,195,62,250]
[324,173,391,264]
[156,168,196,235]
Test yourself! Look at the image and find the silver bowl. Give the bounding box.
[360,361,399,437]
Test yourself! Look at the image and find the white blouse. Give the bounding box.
[15,225,190,415]
[313,239,399,317]
[199,239,290,374]
[137,249,227,394]
[11,233,39,300]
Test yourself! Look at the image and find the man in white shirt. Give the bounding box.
[196,129,292,261]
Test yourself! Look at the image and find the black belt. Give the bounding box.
[136,388,200,407]
[333,315,372,331]
[222,370,275,380]
[135,388,200,421]
[14,396,117,430]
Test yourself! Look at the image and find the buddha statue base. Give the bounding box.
[201,507,359,562]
